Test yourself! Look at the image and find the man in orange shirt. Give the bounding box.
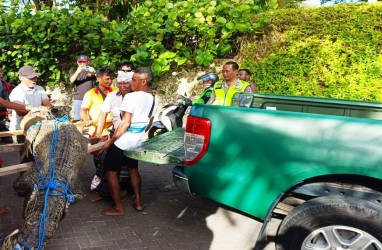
[80,68,116,137]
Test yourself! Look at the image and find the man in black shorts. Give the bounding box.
[100,67,156,216]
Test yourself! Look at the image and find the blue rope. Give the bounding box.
[29,115,74,250]
[27,123,42,133]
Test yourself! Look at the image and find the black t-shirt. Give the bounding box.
[69,69,96,100]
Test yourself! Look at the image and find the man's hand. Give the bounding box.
[87,66,95,73]
[82,120,93,127]
[76,65,85,73]
[103,139,113,150]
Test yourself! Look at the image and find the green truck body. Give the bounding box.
[126,93,382,250]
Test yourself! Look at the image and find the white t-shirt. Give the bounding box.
[100,90,124,129]
[114,91,156,150]
[9,83,49,130]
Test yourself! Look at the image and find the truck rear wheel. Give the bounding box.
[276,195,382,250]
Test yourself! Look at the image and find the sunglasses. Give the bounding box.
[121,69,133,73]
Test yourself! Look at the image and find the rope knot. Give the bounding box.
[45,181,58,190]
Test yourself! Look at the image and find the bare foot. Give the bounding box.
[99,208,124,216]
[90,194,104,203]
[0,207,10,215]
[133,201,144,211]
[121,194,134,203]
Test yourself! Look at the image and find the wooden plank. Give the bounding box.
[0,119,112,138]
[0,141,106,176]
[0,143,23,153]
[0,130,23,137]
[0,162,34,176]
[87,141,106,154]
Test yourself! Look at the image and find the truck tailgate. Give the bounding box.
[124,128,185,165]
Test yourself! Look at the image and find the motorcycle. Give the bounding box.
[148,96,192,139]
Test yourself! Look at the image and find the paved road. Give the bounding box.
[0,152,278,250]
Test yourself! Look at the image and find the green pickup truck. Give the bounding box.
[126,93,382,250]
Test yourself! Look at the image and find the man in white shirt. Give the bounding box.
[89,70,134,203]
[100,67,156,216]
[9,65,51,143]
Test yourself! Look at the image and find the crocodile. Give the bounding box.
[1,110,88,250]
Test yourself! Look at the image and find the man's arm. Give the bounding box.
[207,91,216,104]
[42,99,52,109]
[95,111,108,137]
[103,111,132,150]
[80,91,92,122]
[69,66,84,83]
[80,108,90,122]
[0,98,29,111]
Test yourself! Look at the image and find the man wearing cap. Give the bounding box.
[69,55,96,121]
[9,65,51,143]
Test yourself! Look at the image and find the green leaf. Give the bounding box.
[195,53,205,65]
[237,4,251,12]
[216,17,227,24]
[175,57,187,65]
[194,12,203,18]
[159,51,176,59]
[165,3,174,9]
[152,61,164,75]
[235,23,248,33]
[226,21,235,30]
[144,0,153,7]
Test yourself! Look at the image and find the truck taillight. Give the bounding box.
[184,116,211,166]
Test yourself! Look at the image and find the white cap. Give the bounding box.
[117,71,134,83]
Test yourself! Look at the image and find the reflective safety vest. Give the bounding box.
[192,87,213,105]
[212,79,250,106]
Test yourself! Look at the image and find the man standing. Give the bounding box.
[9,65,51,143]
[90,70,134,203]
[100,67,156,216]
[80,68,116,137]
[0,63,14,142]
[208,61,252,106]
[238,68,258,92]
[69,55,96,121]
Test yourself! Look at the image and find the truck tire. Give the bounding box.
[276,195,382,250]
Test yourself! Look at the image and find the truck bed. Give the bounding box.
[125,128,184,164]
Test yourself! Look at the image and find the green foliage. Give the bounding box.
[242,3,382,101]
[0,5,133,86]
[0,0,267,86]
[128,0,264,75]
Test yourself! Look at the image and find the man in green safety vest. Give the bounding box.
[208,61,252,106]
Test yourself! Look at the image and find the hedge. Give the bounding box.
[242,3,382,101]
